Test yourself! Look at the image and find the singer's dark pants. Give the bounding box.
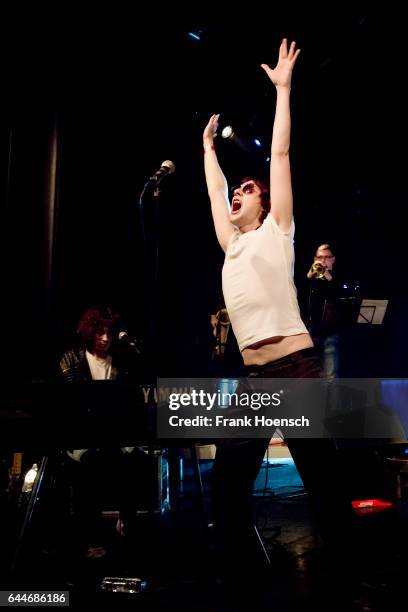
[212,347,353,579]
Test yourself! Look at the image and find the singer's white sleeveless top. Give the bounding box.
[222,213,308,352]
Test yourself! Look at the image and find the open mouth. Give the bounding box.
[231,200,242,213]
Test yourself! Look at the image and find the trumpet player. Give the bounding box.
[307,243,336,281]
[306,243,339,379]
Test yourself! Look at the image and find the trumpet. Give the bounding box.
[311,261,326,279]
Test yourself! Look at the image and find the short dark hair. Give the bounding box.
[239,176,270,223]
[316,243,335,256]
[76,306,120,351]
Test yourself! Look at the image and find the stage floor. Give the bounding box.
[2,456,407,610]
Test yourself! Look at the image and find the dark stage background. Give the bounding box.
[1,7,407,381]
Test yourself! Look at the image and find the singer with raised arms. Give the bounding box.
[203,40,349,586]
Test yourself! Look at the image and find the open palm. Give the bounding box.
[261,38,300,88]
[203,113,220,144]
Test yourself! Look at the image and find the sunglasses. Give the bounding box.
[230,182,258,198]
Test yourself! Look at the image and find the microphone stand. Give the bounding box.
[138,180,160,380]
[138,180,162,523]
[307,280,315,332]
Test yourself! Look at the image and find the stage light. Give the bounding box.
[254,138,262,147]
[22,463,38,493]
[221,126,234,139]
[352,499,393,509]
[187,32,201,41]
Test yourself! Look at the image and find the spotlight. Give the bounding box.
[22,463,38,493]
[187,31,201,41]
[254,138,262,147]
[221,126,234,139]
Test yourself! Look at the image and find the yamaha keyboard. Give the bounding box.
[0,381,157,450]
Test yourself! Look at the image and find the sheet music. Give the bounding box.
[357,299,388,325]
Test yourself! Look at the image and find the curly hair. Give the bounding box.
[76,306,121,352]
[239,176,270,223]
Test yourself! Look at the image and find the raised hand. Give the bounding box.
[203,113,220,145]
[261,38,301,88]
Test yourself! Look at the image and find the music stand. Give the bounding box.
[307,279,361,331]
[357,299,388,325]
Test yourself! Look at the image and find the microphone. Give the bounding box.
[118,331,141,354]
[147,160,176,185]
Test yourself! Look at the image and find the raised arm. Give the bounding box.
[203,114,235,252]
[261,39,301,233]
